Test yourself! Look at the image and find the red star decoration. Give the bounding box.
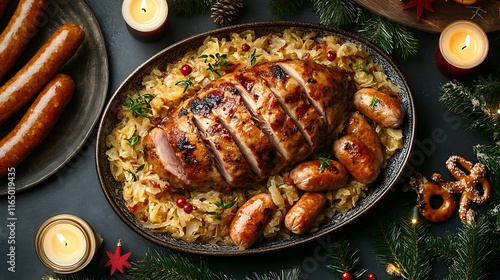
[403,0,436,20]
[105,240,132,276]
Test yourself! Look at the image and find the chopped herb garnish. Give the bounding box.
[369,96,381,107]
[204,197,237,220]
[198,53,233,78]
[353,63,369,74]
[126,134,139,146]
[318,156,331,173]
[126,164,145,182]
[250,49,261,66]
[175,77,193,93]
[123,92,154,118]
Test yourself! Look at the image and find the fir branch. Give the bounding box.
[370,207,432,280]
[168,0,217,14]
[269,0,306,17]
[128,251,231,280]
[474,144,500,201]
[311,0,362,27]
[243,268,301,280]
[326,238,367,278]
[358,17,394,56]
[429,213,496,280]
[390,23,420,60]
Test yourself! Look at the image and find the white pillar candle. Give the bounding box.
[435,20,489,78]
[122,0,168,41]
[35,214,102,274]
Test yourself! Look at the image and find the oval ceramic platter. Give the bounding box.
[96,21,416,256]
[0,0,109,195]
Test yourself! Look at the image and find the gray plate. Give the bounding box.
[0,0,108,195]
[96,21,416,256]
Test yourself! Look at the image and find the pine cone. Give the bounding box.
[211,0,244,26]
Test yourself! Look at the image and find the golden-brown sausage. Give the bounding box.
[229,193,276,249]
[345,111,384,165]
[289,159,348,191]
[0,74,74,177]
[0,22,84,125]
[333,134,381,183]
[0,0,47,81]
[353,88,404,128]
[284,192,327,234]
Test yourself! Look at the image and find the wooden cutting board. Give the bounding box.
[354,0,500,33]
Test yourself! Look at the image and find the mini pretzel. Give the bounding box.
[412,156,491,224]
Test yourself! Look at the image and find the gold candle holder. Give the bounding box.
[34,214,102,274]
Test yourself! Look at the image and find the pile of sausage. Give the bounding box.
[0,0,85,177]
[229,87,404,249]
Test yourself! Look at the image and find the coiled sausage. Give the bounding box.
[0,74,74,177]
[0,22,84,125]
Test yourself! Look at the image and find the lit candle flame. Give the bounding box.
[56,233,68,246]
[461,34,470,51]
[141,0,147,13]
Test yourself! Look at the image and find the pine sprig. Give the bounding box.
[427,213,497,280]
[474,144,500,200]
[326,238,367,278]
[370,207,432,280]
[243,268,301,280]
[128,251,230,280]
[439,74,500,142]
[311,0,362,27]
[269,0,306,17]
[358,17,395,56]
[168,0,217,14]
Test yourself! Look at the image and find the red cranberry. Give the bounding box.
[176,197,187,208]
[367,273,376,280]
[326,50,336,61]
[183,203,193,214]
[180,64,192,76]
[342,272,352,280]
[241,43,250,52]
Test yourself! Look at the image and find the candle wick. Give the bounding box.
[461,45,467,50]
[142,8,146,12]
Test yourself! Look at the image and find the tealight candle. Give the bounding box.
[35,214,102,274]
[122,0,169,42]
[435,20,489,79]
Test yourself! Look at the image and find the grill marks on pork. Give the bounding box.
[189,87,260,187]
[144,60,354,190]
[252,63,324,148]
[277,60,354,130]
[232,71,309,162]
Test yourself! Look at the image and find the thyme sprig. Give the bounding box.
[250,49,261,66]
[199,53,233,77]
[175,76,193,93]
[369,96,381,107]
[318,156,331,173]
[126,134,139,146]
[204,197,237,220]
[123,92,154,118]
[353,62,368,74]
[127,164,145,182]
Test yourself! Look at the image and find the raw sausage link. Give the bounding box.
[0,22,84,125]
[289,159,348,191]
[0,0,47,80]
[0,74,74,177]
[353,88,404,128]
[345,111,384,165]
[284,192,327,234]
[229,193,276,249]
[333,134,381,183]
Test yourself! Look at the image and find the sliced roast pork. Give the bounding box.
[143,60,354,191]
